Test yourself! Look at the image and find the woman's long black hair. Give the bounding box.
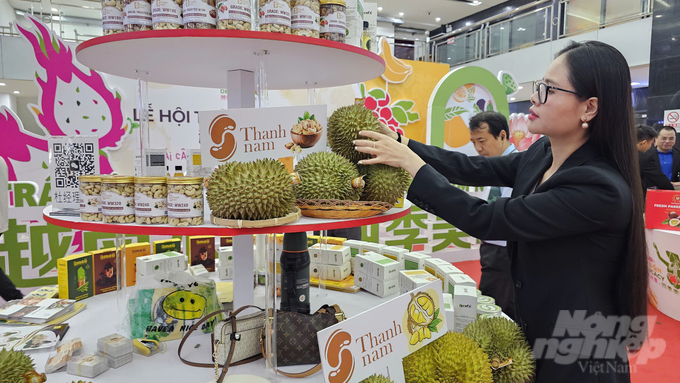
[557,41,647,350]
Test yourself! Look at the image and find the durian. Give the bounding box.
[294,152,363,201]
[207,159,295,221]
[328,104,381,164]
[0,349,36,383]
[358,164,411,205]
[360,374,394,383]
[403,342,438,383]
[463,317,536,383]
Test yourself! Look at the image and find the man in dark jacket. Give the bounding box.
[640,126,680,191]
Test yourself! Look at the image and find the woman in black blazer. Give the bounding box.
[356,41,647,383]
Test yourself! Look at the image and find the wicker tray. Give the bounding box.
[210,207,301,228]
[296,199,393,219]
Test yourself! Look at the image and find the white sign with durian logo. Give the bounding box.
[317,281,446,383]
[198,105,327,171]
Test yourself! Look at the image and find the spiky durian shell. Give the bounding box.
[207,159,294,220]
[463,317,536,383]
[358,164,411,204]
[294,152,363,200]
[403,343,439,383]
[0,349,35,383]
[328,104,381,164]
[432,332,493,383]
[360,374,394,383]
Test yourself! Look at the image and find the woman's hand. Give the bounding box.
[379,121,399,141]
[355,131,425,177]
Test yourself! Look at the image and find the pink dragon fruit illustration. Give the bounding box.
[509,113,541,152]
[0,15,128,181]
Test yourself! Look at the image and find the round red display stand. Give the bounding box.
[75,30,385,90]
[43,202,411,236]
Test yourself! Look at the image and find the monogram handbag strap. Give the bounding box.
[178,305,264,382]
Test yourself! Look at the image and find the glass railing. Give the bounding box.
[432,0,651,66]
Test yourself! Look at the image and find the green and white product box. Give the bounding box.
[345,0,365,47]
[443,293,455,332]
[359,252,400,280]
[309,243,327,264]
[398,269,439,293]
[447,274,477,295]
[326,245,351,266]
[326,262,351,281]
[453,285,478,333]
[343,240,364,258]
[311,263,324,279]
[477,303,502,318]
[366,277,398,298]
[424,258,451,276]
[136,251,186,279]
[477,295,495,305]
[361,242,387,255]
[354,251,383,276]
[189,264,208,278]
[218,246,234,265]
[218,260,233,280]
[353,270,370,290]
[381,246,408,269]
[437,264,464,291]
[403,252,431,270]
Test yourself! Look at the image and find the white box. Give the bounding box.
[424,258,450,276]
[398,270,439,293]
[360,252,400,280]
[345,0,364,47]
[218,262,233,280]
[308,244,327,264]
[436,264,463,291]
[218,246,234,265]
[354,251,383,275]
[310,263,324,279]
[366,277,398,298]
[136,251,186,279]
[343,239,364,259]
[361,242,386,255]
[403,252,431,270]
[453,285,478,333]
[190,264,208,278]
[443,293,455,332]
[353,270,370,289]
[381,246,408,269]
[324,245,351,266]
[447,274,477,295]
[326,262,351,281]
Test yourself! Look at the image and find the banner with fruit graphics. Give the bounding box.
[646,229,680,321]
[317,281,445,383]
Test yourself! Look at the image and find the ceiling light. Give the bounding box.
[500,27,504,30]
[399,12,404,16]
[470,1,482,6]
[518,86,523,89]
[465,21,472,26]
[51,7,58,12]
[436,17,441,22]
[656,15,662,18]
[631,82,640,86]
[510,97,516,101]
[0,83,5,86]
[82,5,91,8]
[673,37,677,41]
[13,91,20,94]
[52,16,60,20]
[377,6,382,11]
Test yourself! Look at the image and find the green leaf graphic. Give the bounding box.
[392,106,408,125]
[45,176,50,182]
[663,219,670,225]
[99,150,109,159]
[310,114,316,121]
[487,101,494,111]
[473,104,482,115]
[76,87,80,93]
[42,162,48,169]
[395,100,415,111]
[433,308,440,320]
[466,85,476,102]
[407,112,420,122]
[360,83,366,98]
[431,318,442,328]
[670,252,680,263]
[368,88,386,100]
[445,106,468,120]
[82,116,89,120]
[115,91,121,100]
[102,115,106,121]
[52,36,59,53]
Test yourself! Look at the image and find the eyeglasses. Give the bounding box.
[533,81,579,104]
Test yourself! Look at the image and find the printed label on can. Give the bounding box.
[320,9,345,34]
[124,0,152,26]
[135,193,167,217]
[152,0,183,24]
[291,4,318,31]
[103,6,125,31]
[218,0,251,22]
[260,0,291,26]
[183,0,216,24]
[79,195,102,213]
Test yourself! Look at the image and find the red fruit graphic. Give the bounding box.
[380,107,392,120]
[670,273,679,285]
[210,10,217,18]
[364,96,377,110]
[260,11,265,17]
[378,93,391,107]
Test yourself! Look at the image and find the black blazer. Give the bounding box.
[639,146,679,190]
[407,137,632,383]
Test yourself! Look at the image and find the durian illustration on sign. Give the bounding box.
[404,290,443,346]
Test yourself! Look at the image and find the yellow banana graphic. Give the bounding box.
[379,37,413,84]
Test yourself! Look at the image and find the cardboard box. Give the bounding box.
[187,236,216,272]
[153,238,181,254]
[361,242,386,255]
[310,263,325,279]
[309,244,327,264]
[57,253,94,301]
[398,270,439,293]
[218,262,233,280]
[326,262,351,281]
[354,252,382,275]
[124,242,151,287]
[310,244,350,266]
[453,285,477,333]
[403,252,431,270]
[424,258,450,276]
[136,251,186,279]
[353,270,370,290]
[447,274,477,295]
[443,293,455,332]
[90,248,118,295]
[436,264,463,291]
[345,0,364,47]
[366,277,398,298]
[645,190,680,231]
[343,240,363,258]
[220,236,232,247]
[356,252,399,280]
[218,246,234,265]
[381,246,408,269]
[190,264,209,278]
[307,235,320,247]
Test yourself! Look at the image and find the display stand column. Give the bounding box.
[135,71,150,177]
[115,233,127,331]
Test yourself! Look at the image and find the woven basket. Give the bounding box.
[210,207,301,228]
[296,199,393,219]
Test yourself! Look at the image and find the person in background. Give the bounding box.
[640,126,679,191]
[0,157,24,302]
[468,111,517,320]
[636,124,657,153]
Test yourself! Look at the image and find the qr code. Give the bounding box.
[53,142,96,189]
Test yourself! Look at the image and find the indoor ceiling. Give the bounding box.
[9,0,103,20]
[377,0,509,30]
[0,79,40,98]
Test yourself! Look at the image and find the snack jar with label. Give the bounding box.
[184,0,217,29]
[79,175,102,222]
[259,0,292,34]
[152,0,184,29]
[134,177,168,224]
[124,0,153,31]
[319,0,345,42]
[101,176,136,224]
[216,0,252,30]
[167,177,204,226]
[291,0,320,37]
[102,0,125,35]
